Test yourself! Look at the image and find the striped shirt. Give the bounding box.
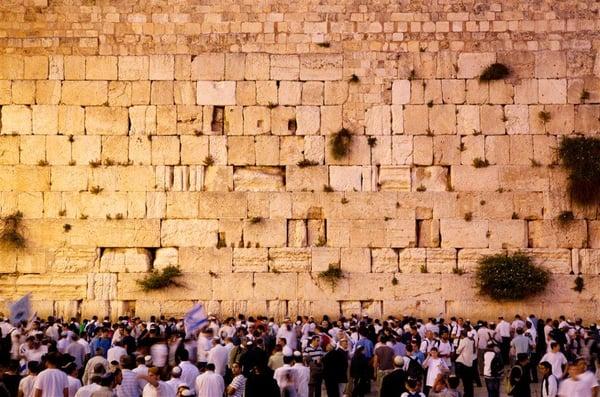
[303,345,324,363]
[229,375,246,397]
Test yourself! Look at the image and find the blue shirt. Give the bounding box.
[356,338,374,359]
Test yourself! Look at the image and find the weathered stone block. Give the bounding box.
[196,81,236,105]
[161,220,218,247]
[440,219,489,248]
[86,56,117,80]
[243,219,286,247]
[118,56,149,80]
[234,167,284,191]
[1,105,31,134]
[300,54,342,80]
[62,81,107,105]
[269,248,311,272]
[378,166,411,191]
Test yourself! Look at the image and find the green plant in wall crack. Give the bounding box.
[479,63,511,81]
[475,252,550,301]
[557,136,600,204]
[572,275,584,293]
[556,210,574,226]
[0,211,26,249]
[330,128,353,160]
[137,265,183,292]
[318,264,344,290]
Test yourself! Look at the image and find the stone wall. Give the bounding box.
[0,0,598,321]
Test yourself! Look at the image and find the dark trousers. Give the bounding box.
[501,337,511,363]
[456,362,474,397]
[324,379,340,397]
[472,358,482,387]
[529,353,538,383]
[309,376,323,397]
[485,377,500,397]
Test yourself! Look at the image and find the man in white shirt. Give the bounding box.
[455,330,475,397]
[73,375,101,397]
[291,352,310,397]
[207,338,229,377]
[165,366,185,393]
[107,341,127,365]
[33,352,69,397]
[276,318,298,351]
[177,350,199,394]
[132,355,151,391]
[558,358,599,397]
[141,367,174,397]
[195,363,224,397]
[274,356,298,396]
[116,355,139,397]
[496,316,511,364]
[540,342,568,380]
[18,361,40,397]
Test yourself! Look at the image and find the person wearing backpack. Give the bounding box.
[400,377,425,397]
[538,361,558,397]
[455,330,475,397]
[483,341,503,397]
[508,353,531,397]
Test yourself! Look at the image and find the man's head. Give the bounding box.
[44,352,61,368]
[550,342,559,352]
[120,355,135,370]
[231,362,242,376]
[206,363,216,372]
[171,366,182,379]
[517,353,529,364]
[147,367,160,385]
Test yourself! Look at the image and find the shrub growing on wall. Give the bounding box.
[137,266,183,292]
[557,136,600,204]
[475,252,550,301]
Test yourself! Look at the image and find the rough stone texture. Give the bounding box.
[0,0,598,321]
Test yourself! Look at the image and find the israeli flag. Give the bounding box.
[184,303,208,335]
[9,294,31,326]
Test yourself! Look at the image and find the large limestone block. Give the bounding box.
[243,219,287,247]
[0,136,19,164]
[311,247,340,272]
[196,81,236,105]
[269,248,311,272]
[330,166,362,191]
[204,166,233,192]
[287,219,307,247]
[457,52,496,78]
[340,248,371,273]
[270,55,299,80]
[0,55,24,79]
[233,167,284,192]
[451,166,499,191]
[349,220,385,247]
[378,166,411,191]
[85,107,128,135]
[412,166,448,192]
[297,272,348,301]
[535,51,566,78]
[365,105,391,135]
[528,220,587,248]
[1,105,31,135]
[179,247,232,273]
[212,273,254,300]
[154,247,179,270]
[488,220,527,249]
[538,79,567,104]
[166,192,199,218]
[17,274,87,300]
[524,248,572,274]
[578,249,600,275]
[118,56,149,80]
[61,81,107,105]
[426,248,457,273]
[392,80,410,104]
[49,247,97,272]
[197,192,247,219]
[385,219,417,248]
[149,55,175,80]
[254,273,298,300]
[299,54,342,80]
[85,56,117,80]
[498,166,549,192]
[286,166,328,192]
[87,273,117,300]
[371,248,399,272]
[456,249,504,272]
[118,272,212,300]
[32,105,58,135]
[99,248,152,272]
[161,220,218,247]
[233,248,268,272]
[440,219,489,248]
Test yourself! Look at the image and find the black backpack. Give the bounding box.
[406,357,424,381]
[490,352,503,377]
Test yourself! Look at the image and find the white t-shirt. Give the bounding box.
[150,343,168,367]
[18,374,36,397]
[34,368,69,397]
[142,381,174,397]
[540,351,568,379]
[558,371,599,397]
[68,376,82,397]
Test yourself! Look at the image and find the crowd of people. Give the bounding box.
[0,312,597,397]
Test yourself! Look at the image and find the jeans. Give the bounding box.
[485,377,500,397]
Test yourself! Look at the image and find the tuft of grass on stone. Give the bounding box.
[557,136,600,204]
[348,74,360,83]
[416,185,426,192]
[318,264,344,289]
[63,223,72,232]
[137,265,183,292]
[479,63,511,81]
[367,137,377,147]
[89,159,102,168]
[297,159,319,168]
[452,267,465,276]
[391,276,398,285]
[573,275,584,293]
[556,210,575,225]
[249,216,263,224]
[464,212,473,222]
[203,155,215,167]
[323,184,334,192]
[316,42,331,48]
[89,185,103,195]
[580,89,590,102]
[538,110,551,124]
[420,265,428,273]
[38,159,49,166]
[0,211,26,249]
[472,157,490,168]
[329,128,353,160]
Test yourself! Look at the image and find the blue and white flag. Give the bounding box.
[9,293,31,326]
[184,303,208,335]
